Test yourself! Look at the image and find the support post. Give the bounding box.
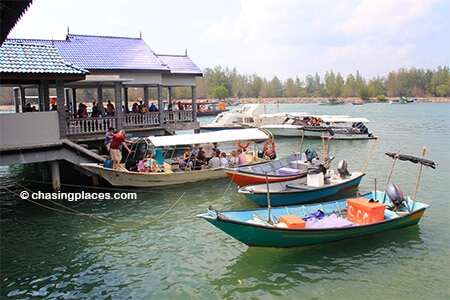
[192,85,197,121]
[97,86,105,114]
[56,80,67,138]
[114,81,124,129]
[13,87,20,113]
[50,161,61,191]
[40,80,50,111]
[20,86,26,111]
[143,85,149,110]
[157,84,163,124]
[72,88,77,118]
[65,88,72,117]
[123,87,129,114]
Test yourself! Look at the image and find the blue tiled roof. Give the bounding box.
[0,42,89,74]
[7,34,202,75]
[158,54,203,74]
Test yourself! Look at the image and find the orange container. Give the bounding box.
[280,215,306,229]
[347,198,386,225]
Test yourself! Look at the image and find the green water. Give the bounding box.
[1,103,449,299]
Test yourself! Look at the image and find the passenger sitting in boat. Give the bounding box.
[196,147,206,163]
[183,147,191,161]
[229,150,239,167]
[207,151,221,169]
[137,159,146,173]
[144,155,157,172]
[237,149,248,165]
[203,142,214,163]
[179,159,187,170]
[220,152,229,168]
[189,154,203,170]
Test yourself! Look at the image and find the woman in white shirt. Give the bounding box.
[220,152,229,168]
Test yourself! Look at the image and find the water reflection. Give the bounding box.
[208,226,423,297]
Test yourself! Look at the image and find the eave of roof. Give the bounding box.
[8,34,170,71]
[6,34,203,75]
[0,42,89,75]
[0,0,34,44]
[158,54,203,75]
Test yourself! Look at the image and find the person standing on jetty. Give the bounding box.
[109,129,132,170]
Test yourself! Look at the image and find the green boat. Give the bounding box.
[198,151,435,247]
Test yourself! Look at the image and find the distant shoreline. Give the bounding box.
[235,96,450,104]
[1,97,449,111]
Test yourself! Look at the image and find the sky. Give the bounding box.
[8,0,450,81]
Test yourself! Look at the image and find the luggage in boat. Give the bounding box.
[103,159,112,168]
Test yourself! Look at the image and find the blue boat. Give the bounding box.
[198,150,435,247]
[238,160,365,206]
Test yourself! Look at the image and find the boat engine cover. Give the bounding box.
[307,165,327,174]
[305,148,318,162]
[257,149,265,159]
[337,160,350,176]
[386,183,405,208]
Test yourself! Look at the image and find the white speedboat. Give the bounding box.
[200,104,262,131]
[261,114,376,140]
[200,104,289,131]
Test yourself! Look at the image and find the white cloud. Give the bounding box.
[7,0,449,80]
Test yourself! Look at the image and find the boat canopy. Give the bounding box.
[385,152,436,169]
[319,116,369,123]
[148,128,271,147]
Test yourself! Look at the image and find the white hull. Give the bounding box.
[79,163,227,187]
[260,125,304,137]
[262,125,376,140]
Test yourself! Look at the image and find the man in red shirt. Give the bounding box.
[109,129,131,170]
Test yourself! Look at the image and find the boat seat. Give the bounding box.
[272,160,283,170]
[249,166,263,173]
[384,209,400,220]
[286,183,317,190]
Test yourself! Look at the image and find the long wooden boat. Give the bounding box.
[224,150,333,187]
[198,150,436,247]
[79,128,272,187]
[238,163,365,206]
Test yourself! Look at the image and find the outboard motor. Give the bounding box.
[307,164,327,175]
[337,160,350,177]
[257,149,265,159]
[305,148,318,162]
[386,183,407,210]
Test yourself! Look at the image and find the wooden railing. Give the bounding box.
[66,110,194,135]
[67,117,117,134]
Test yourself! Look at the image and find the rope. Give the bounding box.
[1,183,186,229]
[361,137,378,173]
[222,171,239,199]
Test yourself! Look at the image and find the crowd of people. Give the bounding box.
[22,98,184,117]
[177,144,248,171]
[68,99,160,118]
[103,127,251,172]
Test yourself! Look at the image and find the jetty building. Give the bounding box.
[0,1,203,189]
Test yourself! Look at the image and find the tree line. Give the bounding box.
[1,65,448,105]
[192,65,450,101]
